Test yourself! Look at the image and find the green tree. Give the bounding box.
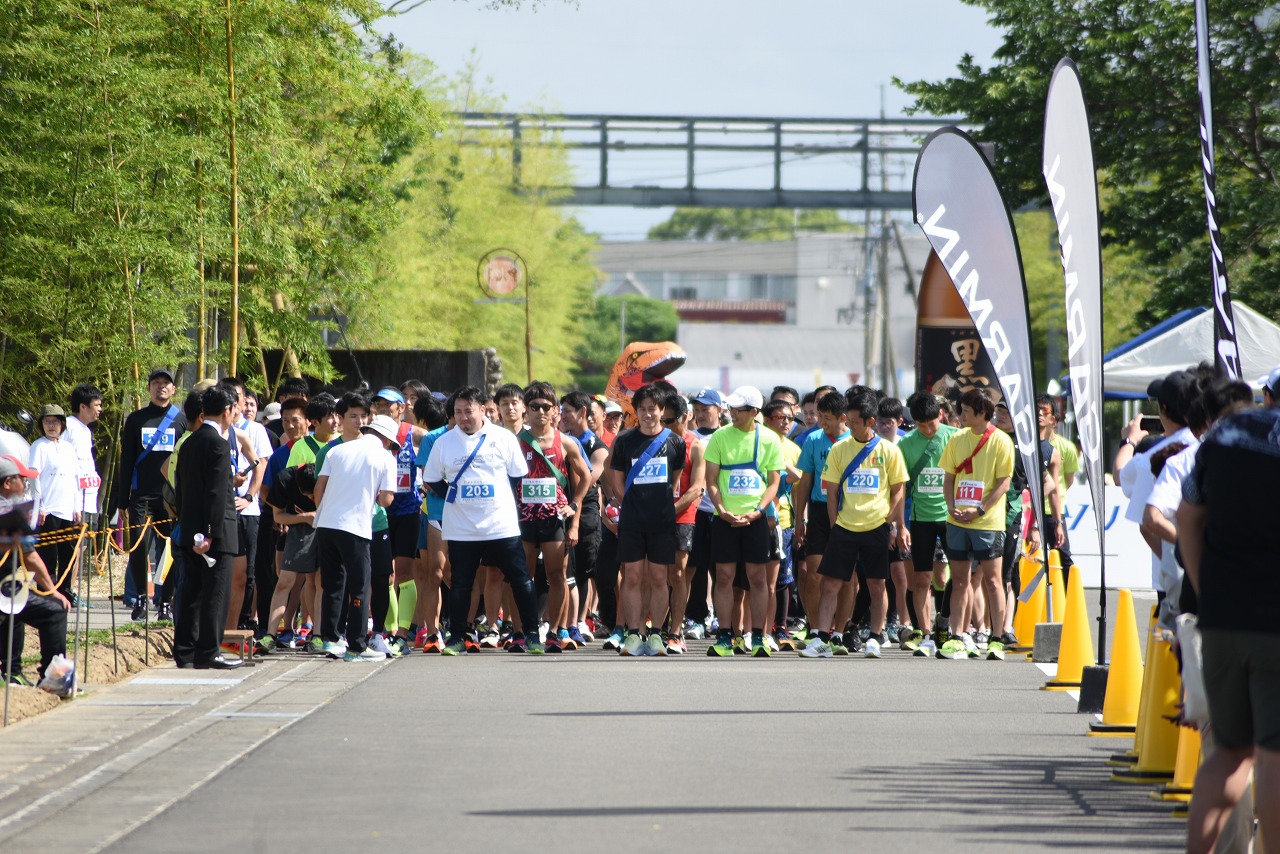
[359,60,598,390]
[647,208,861,241]
[572,295,680,393]
[896,0,1280,325]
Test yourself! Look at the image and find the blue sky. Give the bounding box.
[380,0,1005,237]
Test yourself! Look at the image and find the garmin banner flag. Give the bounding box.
[912,128,1047,572]
[1194,0,1243,379]
[1044,57,1109,650]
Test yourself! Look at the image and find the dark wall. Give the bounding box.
[262,349,488,396]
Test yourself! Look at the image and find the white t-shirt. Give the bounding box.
[63,416,100,513]
[314,434,396,539]
[1146,440,1199,593]
[1120,426,1195,524]
[30,436,82,522]
[423,421,527,542]
[230,419,275,517]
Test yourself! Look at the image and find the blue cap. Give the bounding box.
[692,388,724,407]
[375,387,405,404]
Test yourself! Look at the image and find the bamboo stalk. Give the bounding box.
[225,0,240,377]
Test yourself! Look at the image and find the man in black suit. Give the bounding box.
[173,387,242,670]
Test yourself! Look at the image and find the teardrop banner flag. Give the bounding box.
[1044,57,1108,656]
[912,127,1049,598]
[1194,0,1243,379]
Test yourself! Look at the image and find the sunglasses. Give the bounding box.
[528,402,554,412]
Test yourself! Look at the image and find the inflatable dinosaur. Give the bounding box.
[604,341,686,423]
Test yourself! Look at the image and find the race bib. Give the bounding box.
[396,458,413,492]
[916,467,944,495]
[726,470,762,495]
[456,481,495,502]
[140,427,176,451]
[631,456,668,486]
[79,473,101,490]
[955,479,985,508]
[521,477,557,505]
[844,470,881,495]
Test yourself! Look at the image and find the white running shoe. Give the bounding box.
[798,638,834,658]
[864,637,882,659]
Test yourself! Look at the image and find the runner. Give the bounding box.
[412,394,451,652]
[517,381,591,652]
[993,400,1051,648]
[762,398,801,648]
[874,395,909,643]
[937,388,1015,661]
[896,391,957,655]
[799,390,909,659]
[559,390,610,645]
[666,393,705,654]
[606,383,686,656]
[791,388,848,647]
[704,385,784,658]
[684,388,725,640]
[422,386,545,655]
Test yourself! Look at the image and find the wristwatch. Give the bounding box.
[976,505,986,517]
[1120,437,1134,448]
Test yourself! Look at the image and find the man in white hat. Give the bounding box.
[312,407,398,661]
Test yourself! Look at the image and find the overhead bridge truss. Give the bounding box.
[454,112,972,210]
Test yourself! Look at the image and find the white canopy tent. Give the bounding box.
[1099,302,1280,399]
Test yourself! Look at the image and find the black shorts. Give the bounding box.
[387,512,420,559]
[520,515,566,544]
[909,519,948,572]
[617,525,676,565]
[691,509,715,572]
[805,501,832,556]
[573,508,601,579]
[711,514,770,566]
[733,561,751,590]
[819,523,891,582]
[1001,521,1022,586]
[675,522,695,555]
[370,528,394,578]
[235,514,260,562]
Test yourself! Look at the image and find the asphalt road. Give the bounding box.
[91,639,1181,853]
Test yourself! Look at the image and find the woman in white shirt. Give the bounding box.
[29,404,84,603]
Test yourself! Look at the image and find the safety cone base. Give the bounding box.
[1151,785,1192,803]
[1110,766,1174,784]
[1042,680,1082,691]
[1089,721,1137,735]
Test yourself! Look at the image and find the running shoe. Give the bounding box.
[558,628,577,651]
[900,629,924,652]
[441,637,467,656]
[706,636,734,657]
[864,637,882,659]
[886,623,902,645]
[414,626,432,649]
[683,619,705,640]
[307,636,325,655]
[986,640,1006,661]
[345,646,386,662]
[962,633,981,659]
[751,633,771,657]
[776,633,797,652]
[254,635,277,656]
[798,638,833,658]
[479,628,501,649]
[665,633,685,655]
[297,623,313,642]
[973,631,990,650]
[222,640,248,659]
[936,638,968,660]
[370,634,399,658]
[575,622,594,643]
[764,633,779,653]
[322,640,347,659]
[277,630,298,649]
[545,635,563,654]
[644,633,665,656]
[602,628,625,651]
[389,636,410,657]
[506,635,527,654]
[620,633,644,657]
[464,635,482,654]
[731,636,748,656]
[526,637,546,655]
[568,625,589,647]
[999,631,1019,647]
[829,635,849,656]
[914,637,938,657]
[422,633,443,654]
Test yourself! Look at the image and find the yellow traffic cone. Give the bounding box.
[1152,726,1201,802]
[1013,555,1044,652]
[1090,589,1145,736]
[1107,606,1159,765]
[1044,563,1096,690]
[1112,632,1180,783]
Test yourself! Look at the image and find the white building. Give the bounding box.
[595,230,932,396]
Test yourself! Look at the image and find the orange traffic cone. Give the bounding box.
[1112,631,1180,783]
[1044,563,1095,690]
[1090,589,1145,736]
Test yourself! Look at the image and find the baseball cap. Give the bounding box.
[361,414,403,451]
[259,401,281,423]
[692,388,724,408]
[603,400,623,415]
[1262,366,1280,397]
[724,385,764,410]
[147,367,175,384]
[374,387,406,405]
[1148,370,1193,411]
[0,455,38,480]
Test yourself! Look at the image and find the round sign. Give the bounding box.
[477,249,526,298]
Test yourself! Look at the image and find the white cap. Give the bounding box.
[603,400,623,414]
[724,385,764,410]
[361,414,403,451]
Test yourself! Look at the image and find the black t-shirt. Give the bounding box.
[571,430,608,514]
[115,403,188,505]
[267,465,316,516]
[1187,408,1280,634]
[609,427,686,532]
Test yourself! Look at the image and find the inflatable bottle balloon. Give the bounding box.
[915,250,1001,402]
